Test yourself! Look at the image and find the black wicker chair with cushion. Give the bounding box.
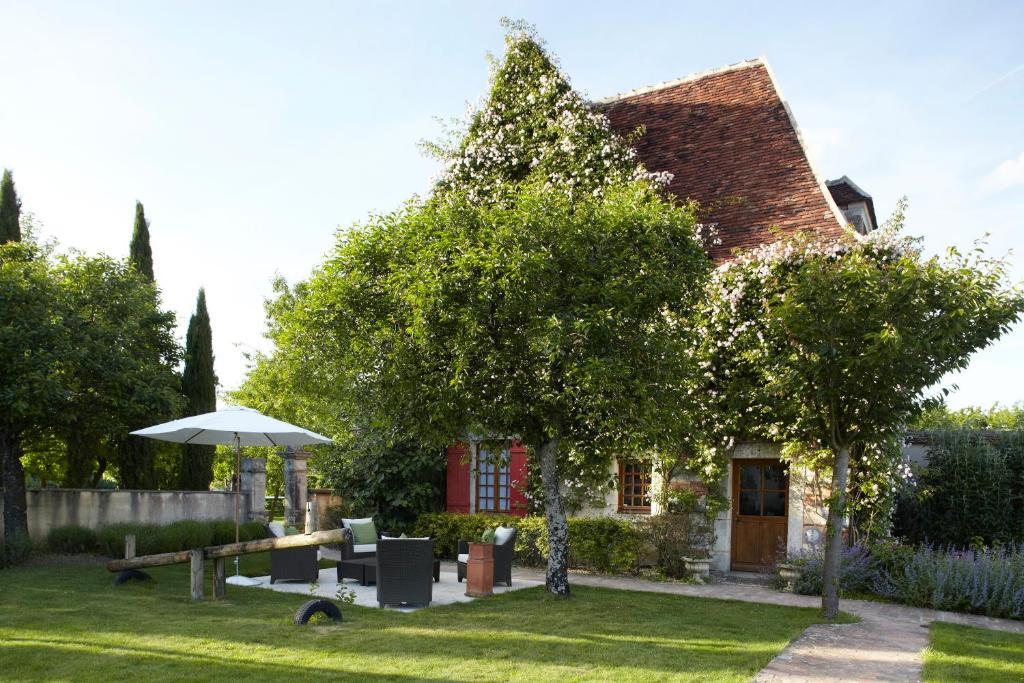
[268,522,320,584]
[457,525,516,586]
[376,538,435,608]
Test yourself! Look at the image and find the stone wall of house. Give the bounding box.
[564,443,831,573]
[0,489,254,541]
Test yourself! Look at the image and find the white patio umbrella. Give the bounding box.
[131,406,332,585]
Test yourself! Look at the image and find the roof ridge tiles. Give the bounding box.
[593,56,767,105]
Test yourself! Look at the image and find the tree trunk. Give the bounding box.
[537,436,570,596]
[1,429,29,540]
[821,443,851,620]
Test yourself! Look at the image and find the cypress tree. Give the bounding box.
[115,201,164,488]
[129,201,154,281]
[0,169,21,244]
[179,288,217,490]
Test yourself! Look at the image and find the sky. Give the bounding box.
[1,1,1022,409]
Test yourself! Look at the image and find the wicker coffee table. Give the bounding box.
[338,557,440,586]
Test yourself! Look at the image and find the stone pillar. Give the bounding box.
[281,448,310,527]
[240,457,267,522]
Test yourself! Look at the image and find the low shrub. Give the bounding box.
[778,540,1024,620]
[1,531,33,568]
[412,512,642,574]
[779,544,880,596]
[876,543,1024,620]
[96,519,267,557]
[47,525,98,554]
[639,512,714,579]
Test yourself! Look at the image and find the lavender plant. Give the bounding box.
[877,543,1024,619]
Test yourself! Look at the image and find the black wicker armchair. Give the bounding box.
[457,526,516,586]
[376,538,435,608]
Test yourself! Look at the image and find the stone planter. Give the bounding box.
[777,563,800,591]
[465,542,494,597]
[683,556,712,581]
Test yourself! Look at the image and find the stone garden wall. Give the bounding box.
[0,489,254,541]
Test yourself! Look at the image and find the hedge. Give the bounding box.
[894,429,1024,545]
[412,512,642,574]
[95,519,268,557]
[47,525,99,554]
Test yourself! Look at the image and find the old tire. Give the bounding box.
[114,569,152,585]
[294,599,342,625]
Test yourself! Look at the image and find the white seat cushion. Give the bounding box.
[457,553,469,564]
[268,522,286,538]
[495,526,515,546]
[353,543,377,554]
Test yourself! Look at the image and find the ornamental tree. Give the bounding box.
[296,181,707,594]
[698,214,1024,618]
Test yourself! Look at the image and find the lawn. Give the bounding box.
[1,558,844,681]
[924,622,1024,682]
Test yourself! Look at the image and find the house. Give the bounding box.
[445,58,873,572]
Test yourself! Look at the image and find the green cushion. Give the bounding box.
[285,526,300,536]
[349,520,377,545]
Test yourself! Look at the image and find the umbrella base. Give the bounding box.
[226,575,262,587]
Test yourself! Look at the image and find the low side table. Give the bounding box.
[338,558,441,586]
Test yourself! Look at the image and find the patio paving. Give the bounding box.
[249,561,542,612]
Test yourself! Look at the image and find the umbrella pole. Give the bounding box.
[234,433,241,543]
[226,433,259,587]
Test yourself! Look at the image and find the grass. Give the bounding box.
[924,622,1024,682]
[1,558,850,682]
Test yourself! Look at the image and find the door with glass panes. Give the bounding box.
[730,459,788,571]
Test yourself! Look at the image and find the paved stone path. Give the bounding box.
[509,566,1024,682]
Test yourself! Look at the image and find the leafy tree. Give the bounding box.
[179,288,217,490]
[0,242,66,540]
[697,216,1024,618]
[129,201,154,282]
[229,277,345,517]
[315,430,445,532]
[0,169,21,244]
[54,253,182,487]
[253,26,709,595]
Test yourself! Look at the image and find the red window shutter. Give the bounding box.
[508,440,529,517]
[446,442,471,513]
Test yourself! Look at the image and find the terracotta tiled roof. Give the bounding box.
[599,59,847,262]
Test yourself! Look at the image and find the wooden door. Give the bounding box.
[730,459,788,571]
